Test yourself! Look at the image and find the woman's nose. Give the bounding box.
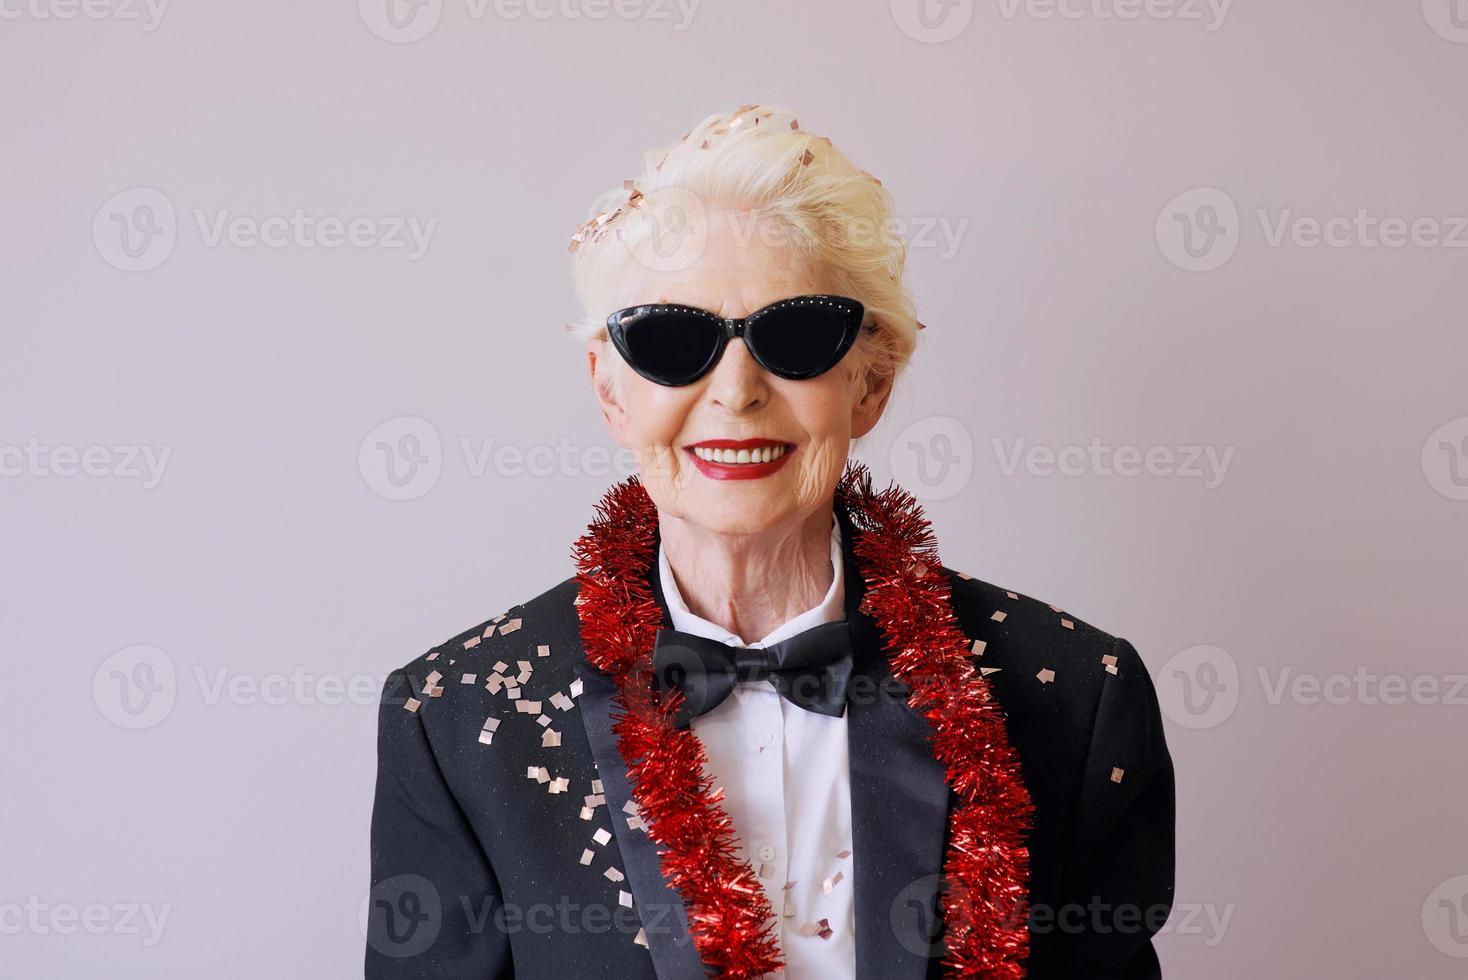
[705,337,768,413]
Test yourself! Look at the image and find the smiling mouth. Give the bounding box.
[689,444,789,465]
[681,437,798,472]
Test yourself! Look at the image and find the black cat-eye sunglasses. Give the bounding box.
[605,294,868,387]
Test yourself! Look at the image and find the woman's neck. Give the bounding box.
[658,506,836,644]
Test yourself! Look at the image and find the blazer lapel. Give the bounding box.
[573,534,705,980]
[836,501,953,980]
[575,660,706,978]
[572,508,953,979]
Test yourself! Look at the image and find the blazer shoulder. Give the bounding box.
[387,574,583,685]
[936,565,1151,741]
[939,564,1124,656]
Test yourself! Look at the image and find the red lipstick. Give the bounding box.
[684,438,795,481]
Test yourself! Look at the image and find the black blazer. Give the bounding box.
[366,502,1175,978]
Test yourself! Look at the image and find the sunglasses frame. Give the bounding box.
[604,293,868,387]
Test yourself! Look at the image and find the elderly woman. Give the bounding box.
[366,105,1175,980]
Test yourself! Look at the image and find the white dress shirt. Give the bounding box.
[656,516,856,980]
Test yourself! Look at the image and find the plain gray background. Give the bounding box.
[3,0,1466,976]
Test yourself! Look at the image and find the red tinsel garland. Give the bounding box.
[571,460,1035,977]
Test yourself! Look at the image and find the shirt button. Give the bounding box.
[757,844,776,862]
[756,729,774,746]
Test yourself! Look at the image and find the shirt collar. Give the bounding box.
[657,516,844,649]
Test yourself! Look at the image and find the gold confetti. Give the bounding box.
[1037,668,1056,684]
[537,644,551,657]
[1006,591,1018,600]
[460,674,477,685]
[604,867,625,882]
[980,666,1002,676]
[633,927,648,947]
[549,777,569,794]
[1061,618,1074,630]
[1105,664,1119,675]
[493,661,509,672]
[403,698,421,713]
[579,806,594,821]
[619,890,633,908]
[499,618,522,635]
[593,828,612,846]
[1110,767,1125,783]
[463,636,480,650]
[542,729,561,747]
[991,610,1007,623]
[579,849,594,866]
[970,639,986,657]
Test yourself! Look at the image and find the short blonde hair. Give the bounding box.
[566,104,921,398]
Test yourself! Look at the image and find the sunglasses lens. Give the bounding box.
[744,302,857,379]
[621,310,722,384]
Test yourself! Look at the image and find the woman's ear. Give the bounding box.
[587,339,629,444]
[851,361,896,439]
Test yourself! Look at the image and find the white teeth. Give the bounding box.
[692,445,787,464]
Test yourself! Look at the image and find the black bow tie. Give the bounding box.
[651,621,854,730]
